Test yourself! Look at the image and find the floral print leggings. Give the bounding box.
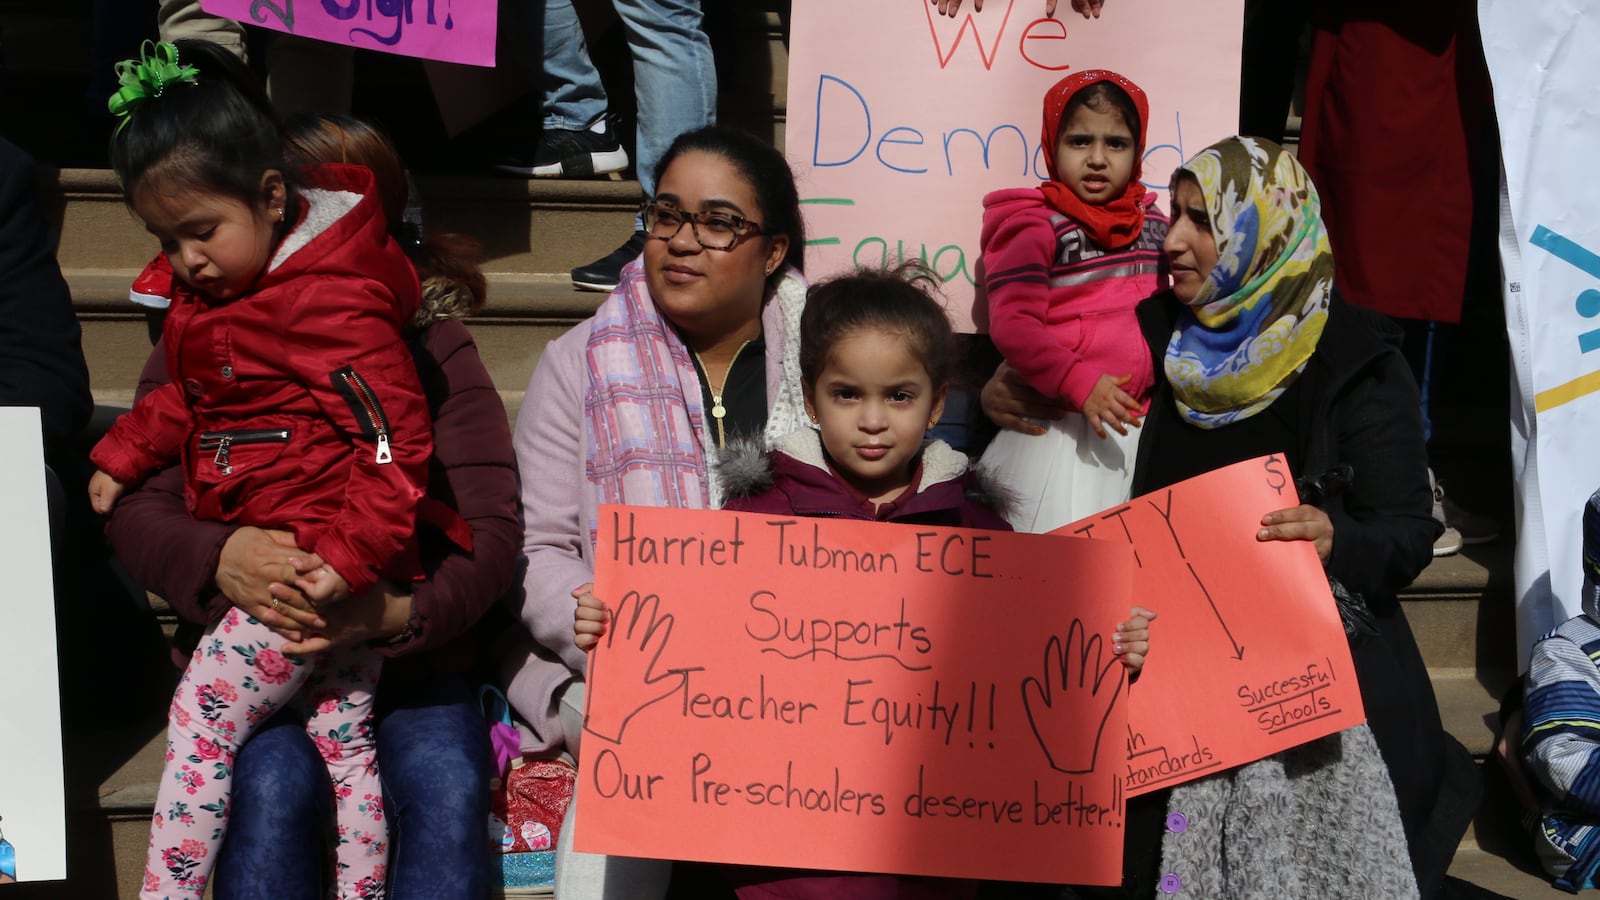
[141,607,387,900]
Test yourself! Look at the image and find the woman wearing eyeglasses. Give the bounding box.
[497,125,809,900]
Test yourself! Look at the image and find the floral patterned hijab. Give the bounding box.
[1163,136,1334,429]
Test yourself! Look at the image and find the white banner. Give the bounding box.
[0,407,66,881]
[1480,1,1600,667]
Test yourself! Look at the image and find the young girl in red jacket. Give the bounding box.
[87,40,430,900]
[979,70,1169,534]
[575,266,1155,898]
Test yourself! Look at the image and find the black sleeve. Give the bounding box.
[0,139,91,447]
[1323,348,1441,609]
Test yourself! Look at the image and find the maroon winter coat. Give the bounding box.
[93,163,431,593]
[106,308,519,673]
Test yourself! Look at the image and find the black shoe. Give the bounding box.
[571,231,649,292]
[495,113,629,178]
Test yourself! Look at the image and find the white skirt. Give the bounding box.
[980,410,1142,534]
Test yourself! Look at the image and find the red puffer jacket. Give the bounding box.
[91,163,430,594]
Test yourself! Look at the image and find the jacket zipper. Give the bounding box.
[693,340,751,450]
[331,366,394,464]
[197,428,291,475]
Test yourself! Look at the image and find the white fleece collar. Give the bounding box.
[268,187,362,273]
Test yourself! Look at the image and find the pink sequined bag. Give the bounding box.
[481,685,575,854]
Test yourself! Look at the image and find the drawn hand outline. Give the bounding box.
[1021,618,1125,774]
[581,589,704,745]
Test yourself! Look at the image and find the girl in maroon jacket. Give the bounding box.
[86,41,428,900]
[576,266,1155,898]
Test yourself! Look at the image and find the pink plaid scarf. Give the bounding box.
[583,259,712,515]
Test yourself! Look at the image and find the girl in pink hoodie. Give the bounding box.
[979,70,1168,533]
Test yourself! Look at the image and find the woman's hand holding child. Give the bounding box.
[1082,373,1143,439]
[1113,606,1156,673]
[217,527,327,635]
[981,361,1069,436]
[574,582,611,651]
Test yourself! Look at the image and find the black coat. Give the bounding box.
[0,138,90,450]
[1106,292,1478,899]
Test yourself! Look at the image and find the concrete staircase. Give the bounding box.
[7,2,1550,898]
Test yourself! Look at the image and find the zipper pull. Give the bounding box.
[214,436,234,475]
[375,431,392,465]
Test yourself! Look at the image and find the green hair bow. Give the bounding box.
[108,41,199,125]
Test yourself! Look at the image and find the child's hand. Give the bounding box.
[1081,373,1143,439]
[88,469,125,514]
[294,563,352,607]
[574,582,610,652]
[1114,606,1156,673]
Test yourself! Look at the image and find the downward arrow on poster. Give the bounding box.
[1185,561,1245,660]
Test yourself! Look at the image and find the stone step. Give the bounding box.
[1448,847,1564,899]
[41,168,645,275]
[1404,542,1518,673]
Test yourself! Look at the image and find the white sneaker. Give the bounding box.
[1433,524,1464,557]
[1430,468,1464,557]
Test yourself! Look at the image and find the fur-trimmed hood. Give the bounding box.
[717,427,1016,528]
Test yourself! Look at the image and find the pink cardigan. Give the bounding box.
[981,186,1168,410]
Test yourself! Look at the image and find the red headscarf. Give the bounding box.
[1038,69,1150,251]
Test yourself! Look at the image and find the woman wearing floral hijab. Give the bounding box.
[1119,136,1475,898]
[986,136,1476,898]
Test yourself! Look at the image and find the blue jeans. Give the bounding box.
[542,0,609,132]
[542,0,716,219]
[214,674,492,900]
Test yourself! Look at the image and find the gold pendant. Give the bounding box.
[712,404,727,419]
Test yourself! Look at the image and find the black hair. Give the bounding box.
[111,39,288,208]
[652,125,805,290]
[799,262,955,391]
[1062,81,1141,149]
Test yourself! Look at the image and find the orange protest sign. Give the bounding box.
[576,506,1135,885]
[1057,455,1366,797]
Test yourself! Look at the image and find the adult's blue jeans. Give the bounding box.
[542,0,716,223]
[542,0,609,133]
[213,674,492,900]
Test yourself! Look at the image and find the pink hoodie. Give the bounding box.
[981,186,1168,410]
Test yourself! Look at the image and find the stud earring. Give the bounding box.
[273,208,284,221]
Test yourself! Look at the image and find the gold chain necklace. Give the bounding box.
[694,340,750,449]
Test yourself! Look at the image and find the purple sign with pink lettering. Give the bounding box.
[201,0,495,67]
